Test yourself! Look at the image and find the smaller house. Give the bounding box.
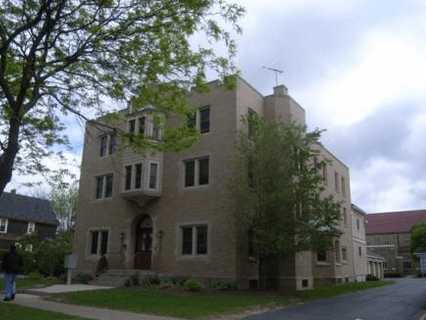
[0,191,58,253]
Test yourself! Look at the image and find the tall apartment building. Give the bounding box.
[73,77,356,290]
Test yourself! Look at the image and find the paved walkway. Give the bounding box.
[246,278,426,320]
[11,293,181,320]
[26,284,113,294]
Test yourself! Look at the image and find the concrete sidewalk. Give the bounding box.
[6,294,181,320]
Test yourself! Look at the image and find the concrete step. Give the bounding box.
[90,269,158,287]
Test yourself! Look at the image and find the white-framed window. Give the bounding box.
[322,164,328,185]
[148,161,159,190]
[342,247,347,261]
[0,218,8,234]
[356,218,360,231]
[89,230,109,256]
[181,225,208,256]
[358,246,362,257]
[123,161,160,191]
[341,176,346,197]
[335,240,341,263]
[334,171,339,192]
[317,250,327,262]
[129,115,162,140]
[187,106,210,134]
[27,222,36,234]
[95,174,113,199]
[343,207,347,226]
[99,133,116,157]
[184,157,209,188]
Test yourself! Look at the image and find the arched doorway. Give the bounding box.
[134,215,153,270]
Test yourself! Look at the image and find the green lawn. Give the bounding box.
[0,275,61,291]
[0,303,88,320]
[297,280,393,300]
[50,280,394,319]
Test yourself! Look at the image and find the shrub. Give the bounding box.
[208,280,238,291]
[366,274,379,281]
[130,274,139,286]
[17,232,72,277]
[184,279,203,292]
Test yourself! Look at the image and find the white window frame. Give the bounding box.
[183,156,210,188]
[27,222,36,234]
[178,223,209,257]
[128,115,162,140]
[0,218,8,234]
[334,171,339,192]
[341,246,347,262]
[87,228,110,257]
[95,174,113,200]
[147,160,160,191]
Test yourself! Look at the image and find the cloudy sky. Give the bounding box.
[7,0,426,213]
[232,0,426,213]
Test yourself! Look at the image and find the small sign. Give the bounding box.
[64,254,78,269]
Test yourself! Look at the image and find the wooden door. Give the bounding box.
[135,217,153,269]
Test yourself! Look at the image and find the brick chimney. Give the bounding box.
[273,84,288,96]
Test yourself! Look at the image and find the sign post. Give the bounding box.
[64,254,78,285]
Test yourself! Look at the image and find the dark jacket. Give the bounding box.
[1,251,23,274]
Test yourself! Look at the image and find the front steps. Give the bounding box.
[91,269,158,287]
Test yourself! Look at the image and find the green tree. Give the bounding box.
[231,115,342,287]
[411,222,426,254]
[0,0,244,196]
[47,169,78,232]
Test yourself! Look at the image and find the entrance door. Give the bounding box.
[135,216,153,270]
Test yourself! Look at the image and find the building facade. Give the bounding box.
[73,77,357,290]
[0,191,58,253]
[351,204,368,282]
[366,210,426,275]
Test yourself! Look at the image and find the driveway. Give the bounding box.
[246,278,426,320]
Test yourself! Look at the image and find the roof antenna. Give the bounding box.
[262,66,284,86]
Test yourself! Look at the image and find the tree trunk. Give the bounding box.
[0,117,21,197]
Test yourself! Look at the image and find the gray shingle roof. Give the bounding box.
[0,192,58,225]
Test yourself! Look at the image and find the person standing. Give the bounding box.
[1,244,23,301]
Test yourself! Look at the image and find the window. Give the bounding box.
[196,226,208,255]
[0,218,8,234]
[181,225,208,255]
[248,228,255,257]
[138,117,146,135]
[149,162,158,189]
[100,135,108,157]
[96,176,104,199]
[356,219,360,231]
[334,172,339,192]
[152,121,161,140]
[184,157,209,188]
[302,279,309,288]
[184,160,195,187]
[322,165,328,185]
[198,158,209,185]
[199,106,210,133]
[100,134,117,157]
[187,112,196,129]
[95,174,114,199]
[128,119,136,134]
[182,227,193,255]
[27,222,36,234]
[341,176,346,196]
[358,246,362,257]
[343,207,347,226]
[248,108,257,138]
[109,134,116,154]
[317,250,327,262]
[125,165,132,190]
[90,230,109,255]
[135,163,142,189]
[335,241,341,263]
[342,247,347,261]
[105,174,113,198]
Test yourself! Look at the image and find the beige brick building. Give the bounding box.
[73,77,359,290]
